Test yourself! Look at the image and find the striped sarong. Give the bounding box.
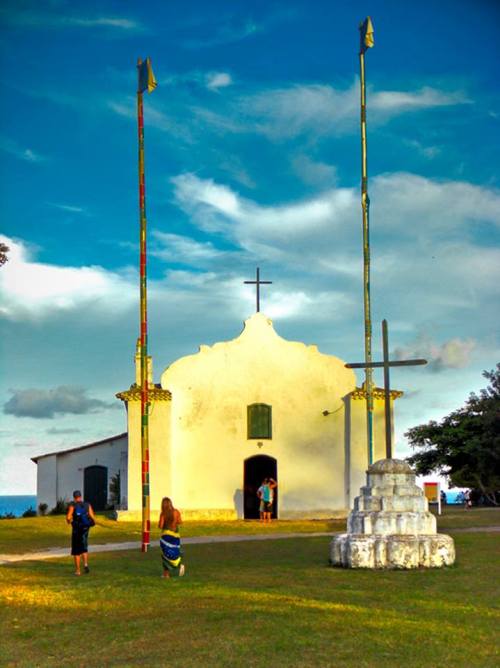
[160,529,182,575]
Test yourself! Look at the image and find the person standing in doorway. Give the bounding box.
[66,490,95,576]
[158,497,185,578]
[257,478,277,523]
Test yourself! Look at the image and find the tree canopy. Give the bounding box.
[0,242,9,267]
[406,364,500,504]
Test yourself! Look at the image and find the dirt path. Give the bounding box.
[1,526,498,565]
[0,531,331,564]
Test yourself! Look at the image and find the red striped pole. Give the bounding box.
[137,58,150,552]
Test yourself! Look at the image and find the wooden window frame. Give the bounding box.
[247,403,272,439]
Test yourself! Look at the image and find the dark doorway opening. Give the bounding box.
[244,455,278,519]
[84,465,108,511]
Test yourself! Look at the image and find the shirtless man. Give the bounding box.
[257,477,277,523]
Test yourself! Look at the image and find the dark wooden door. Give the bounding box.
[243,455,278,519]
[84,465,108,511]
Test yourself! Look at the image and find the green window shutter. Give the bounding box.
[247,404,272,439]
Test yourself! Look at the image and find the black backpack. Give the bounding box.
[73,501,94,529]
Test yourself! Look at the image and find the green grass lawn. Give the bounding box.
[0,506,498,555]
[0,516,342,554]
[1,531,499,667]
[432,506,500,529]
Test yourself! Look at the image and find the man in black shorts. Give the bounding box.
[66,490,96,575]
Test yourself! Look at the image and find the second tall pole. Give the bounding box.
[359,17,375,465]
[137,58,151,552]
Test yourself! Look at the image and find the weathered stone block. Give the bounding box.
[329,458,455,569]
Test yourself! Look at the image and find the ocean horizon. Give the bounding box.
[0,495,37,518]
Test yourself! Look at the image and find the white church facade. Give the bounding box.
[33,313,401,519]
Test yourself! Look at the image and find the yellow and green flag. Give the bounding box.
[138,57,157,94]
[359,16,374,54]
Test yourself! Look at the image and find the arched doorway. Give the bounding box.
[84,465,108,511]
[244,455,278,519]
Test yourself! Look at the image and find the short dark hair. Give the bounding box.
[73,490,82,499]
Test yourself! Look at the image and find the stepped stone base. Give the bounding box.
[330,458,455,569]
[330,532,455,569]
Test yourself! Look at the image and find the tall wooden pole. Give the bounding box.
[137,58,150,552]
[359,24,374,465]
[382,320,392,458]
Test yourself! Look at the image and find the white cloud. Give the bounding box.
[394,336,476,373]
[108,99,193,142]
[291,155,338,187]
[182,20,260,49]
[152,231,238,264]
[0,235,135,321]
[106,77,468,147]
[171,171,500,264]
[22,148,45,162]
[206,72,233,91]
[169,172,500,333]
[234,81,469,139]
[160,69,232,92]
[0,137,46,163]
[403,139,441,159]
[48,202,87,214]
[373,86,467,111]
[0,452,37,495]
[4,386,115,419]
[371,172,500,233]
[171,172,355,246]
[67,17,140,30]
[0,8,143,32]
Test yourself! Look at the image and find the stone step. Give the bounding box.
[347,510,437,535]
[360,484,424,498]
[367,472,415,487]
[354,495,428,512]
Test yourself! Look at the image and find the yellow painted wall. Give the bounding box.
[122,315,401,519]
[126,398,171,514]
[124,352,172,516]
[160,313,357,518]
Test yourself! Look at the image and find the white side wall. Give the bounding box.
[36,435,127,511]
[37,455,57,511]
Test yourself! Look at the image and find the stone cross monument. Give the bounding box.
[330,459,455,569]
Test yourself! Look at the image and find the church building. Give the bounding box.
[33,312,401,519]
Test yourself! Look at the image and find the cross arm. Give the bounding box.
[345,359,427,369]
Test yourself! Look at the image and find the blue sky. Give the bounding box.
[0,0,499,494]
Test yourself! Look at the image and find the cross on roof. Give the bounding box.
[345,319,427,459]
[244,267,272,313]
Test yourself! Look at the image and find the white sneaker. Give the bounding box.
[179,564,185,577]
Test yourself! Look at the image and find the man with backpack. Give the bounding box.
[66,490,96,575]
